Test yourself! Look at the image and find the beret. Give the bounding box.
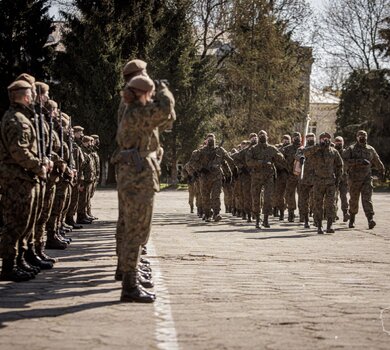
[35,82,50,94]
[127,76,155,92]
[123,59,147,76]
[15,73,35,85]
[82,136,94,142]
[90,134,99,139]
[7,80,32,91]
[47,100,58,109]
[73,126,84,132]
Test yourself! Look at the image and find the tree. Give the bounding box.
[336,69,390,174]
[376,16,390,58]
[0,0,54,116]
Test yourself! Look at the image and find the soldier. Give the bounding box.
[281,132,302,222]
[343,130,385,229]
[182,162,196,213]
[333,136,350,222]
[192,133,236,222]
[303,132,343,234]
[273,134,291,219]
[89,134,101,220]
[0,80,48,281]
[296,133,316,228]
[246,130,286,228]
[114,75,175,303]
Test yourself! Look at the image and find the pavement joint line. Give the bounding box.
[148,239,180,350]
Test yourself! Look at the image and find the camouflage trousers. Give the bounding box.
[35,181,56,246]
[233,176,242,211]
[241,172,252,214]
[313,180,336,223]
[116,163,156,273]
[188,182,195,210]
[200,173,222,216]
[194,180,201,209]
[223,181,233,211]
[298,182,313,216]
[285,173,299,210]
[66,182,80,222]
[348,178,374,217]
[336,179,349,213]
[77,181,93,219]
[87,179,98,216]
[47,180,70,233]
[0,178,39,259]
[273,170,288,210]
[250,173,274,215]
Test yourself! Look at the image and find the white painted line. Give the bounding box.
[148,241,180,350]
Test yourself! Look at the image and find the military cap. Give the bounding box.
[127,76,155,93]
[47,100,58,109]
[334,136,344,142]
[356,130,367,136]
[7,80,32,91]
[15,73,35,85]
[90,134,99,139]
[82,136,93,143]
[306,133,315,138]
[123,59,147,76]
[73,126,84,132]
[206,133,216,138]
[292,131,301,138]
[319,131,331,139]
[249,133,257,138]
[35,82,50,94]
[258,130,267,136]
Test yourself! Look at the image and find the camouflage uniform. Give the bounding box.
[246,137,286,228]
[334,141,349,221]
[221,159,233,214]
[303,140,343,233]
[114,82,174,278]
[343,135,384,228]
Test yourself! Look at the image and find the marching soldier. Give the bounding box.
[334,136,350,222]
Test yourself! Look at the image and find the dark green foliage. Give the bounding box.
[336,69,390,171]
[0,0,54,116]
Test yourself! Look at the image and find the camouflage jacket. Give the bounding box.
[281,143,301,174]
[303,145,343,184]
[80,145,96,183]
[295,145,316,185]
[0,103,42,182]
[245,142,286,177]
[342,142,385,181]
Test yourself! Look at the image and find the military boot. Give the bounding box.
[288,210,295,222]
[246,212,252,223]
[342,210,350,222]
[279,209,284,221]
[326,218,335,233]
[16,250,39,276]
[120,271,156,303]
[273,207,279,218]
[304,214,310,229]
[141,246,147,255]
[242,212,247,220]
[0,258,32,282]
[299,213,304,223]
[231,208,236,216]
[349,214,355,228]
[190,205,194,213]
[36,243,57,264]
[46,231,68,250]
[255,215,261,229]
[317,221,324,234]
[66,217,83,229]
[263,215,270,228]
[367,214,376,229]
[138,271,154,288]
[213,210,222,222]
[236,209,241,217]
[25,244,53,270]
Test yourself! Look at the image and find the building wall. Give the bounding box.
[309,103,338,139]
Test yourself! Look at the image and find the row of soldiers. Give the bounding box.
[0,73,100,282]
[184,129,385,234]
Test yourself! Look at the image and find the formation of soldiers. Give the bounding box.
[0,74,100,282]
[184,130,385,234]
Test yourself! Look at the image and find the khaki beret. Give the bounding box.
[319,132,331,139]
[7,80,32,91]
[127,76,155,93]
[356,130,367,136]
[82,136,94,143]
[35,82,50,94]
[249,133,257,138]
[47,100,58,109]
[15,73,35,85]
[73,126,84,132]
[90,134,99,139]
[123,59,147,76]
[61,112,70,120]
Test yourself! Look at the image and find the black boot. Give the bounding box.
[17,251,39,276]
[255,215,261,229]
[120,271,156,303]
[367,214,376,229]
[231,208,236,216]
[299,213,304,223]
[326,218,335,233]
[304,214,310,229]
[36,244,58,264]
[279,209,284,221]
[138,271,154,288]
[25,244,53,270]
[141,246,147,255]
[46,232,68,250]
[0,258,32,282]
[242,212,247,220]
[342,210,350,222]
[263,215,270,228]
[246,212,252,223]
[190,205,194,213]
[213,210,222,222]
[288,210,295,222]
[115,266,122,281]
[273,207,279,218]
[317,221,324,234]
[349,214,355,228]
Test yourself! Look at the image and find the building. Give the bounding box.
[308,88,340,139]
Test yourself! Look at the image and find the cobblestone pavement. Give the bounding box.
[1,189,390,350]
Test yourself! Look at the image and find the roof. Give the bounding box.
[310,87,340,104]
